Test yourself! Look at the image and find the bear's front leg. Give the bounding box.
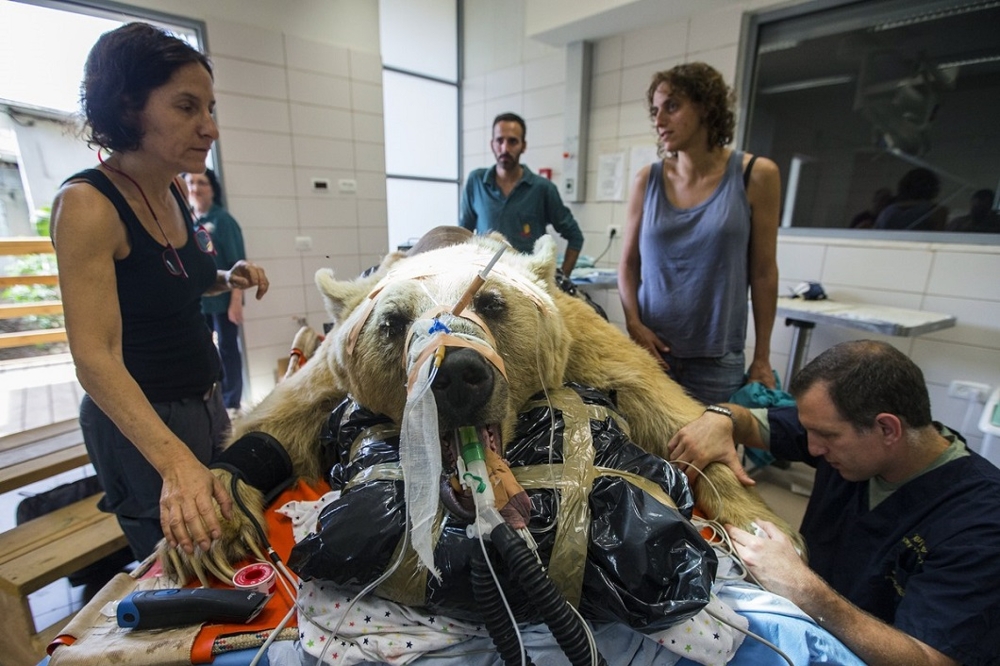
[157,468,268,586]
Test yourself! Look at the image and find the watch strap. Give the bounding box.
[704,404,735,425]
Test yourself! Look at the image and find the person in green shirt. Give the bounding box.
[460,112,584,275]
[185,168,246,412]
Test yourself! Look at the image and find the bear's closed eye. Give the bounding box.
[378,311,411,339]
[473,289,506,319]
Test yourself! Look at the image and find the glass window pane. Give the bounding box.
[386,179,459,251]
[379,0,457,82]
[744,0,1000,237]
[383,71,458,179]
[0,3,121,113]
[0,3,201,115]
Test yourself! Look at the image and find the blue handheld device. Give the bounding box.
[116,588,268,629]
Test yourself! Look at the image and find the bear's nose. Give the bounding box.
[432,347,495,423]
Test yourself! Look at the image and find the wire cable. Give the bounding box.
[960,394,980,440]
[312,497,411,666]
[318,365,441,665]
[566,597,600,666]
[528,318,560,536]
[670,459,767,589]
[589,231,615,265]
[705,604,795,666]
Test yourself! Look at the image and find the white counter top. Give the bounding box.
[776,297,956,337]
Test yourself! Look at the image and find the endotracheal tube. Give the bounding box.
[456,425,505,538]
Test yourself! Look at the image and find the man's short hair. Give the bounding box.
[492,112,526,140]
[789,340,933,431]
[897,167,940,201]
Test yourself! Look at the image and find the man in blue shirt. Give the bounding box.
[667,340,1000,666]
[460,112,584,275]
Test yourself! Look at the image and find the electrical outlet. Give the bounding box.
[948,380,992,402]
[607,224,621,238]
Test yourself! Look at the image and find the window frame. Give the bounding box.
[380,0,462,251]
[15,0,207,42]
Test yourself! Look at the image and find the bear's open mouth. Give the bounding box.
[439,423,501,522]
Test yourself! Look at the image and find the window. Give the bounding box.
[739,0,1000,239]
[379,0,460,251]
[0,0,208,363]
[0,0,207,221]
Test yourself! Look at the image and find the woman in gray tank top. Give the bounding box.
[618,63,781,405]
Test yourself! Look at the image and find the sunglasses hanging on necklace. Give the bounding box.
[97,150,215,277]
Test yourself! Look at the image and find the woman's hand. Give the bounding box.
[159,455,234,554]
[225,261,269,299]
[747,358,776,388]
[626,320,671,371]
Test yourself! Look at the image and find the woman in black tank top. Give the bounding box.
[50,23,270,561]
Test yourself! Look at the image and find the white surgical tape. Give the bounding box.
[399,319,446,581]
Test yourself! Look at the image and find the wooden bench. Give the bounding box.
[0,420,90,495]
[0,493,127,666]
[0,421,128,666]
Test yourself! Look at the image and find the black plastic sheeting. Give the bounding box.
[288,384,717,631]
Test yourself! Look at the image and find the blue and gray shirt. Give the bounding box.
[460,165,584,254]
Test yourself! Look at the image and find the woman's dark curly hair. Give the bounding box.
[646,62,735,151]
[82,22,212,152]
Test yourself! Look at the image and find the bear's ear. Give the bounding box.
[315,268,380,324]
[377,250,406,272]
[527,235,558,284]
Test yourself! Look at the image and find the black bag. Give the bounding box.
[15,475,102,524]
[16,476,133,595]
[289,384,716,631]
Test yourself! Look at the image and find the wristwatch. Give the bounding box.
[703,404,736,427]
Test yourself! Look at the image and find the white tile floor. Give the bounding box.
[0,353,82,437]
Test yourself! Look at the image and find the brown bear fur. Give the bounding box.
[161,232,802,583]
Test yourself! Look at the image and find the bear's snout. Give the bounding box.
[432,347,495,425]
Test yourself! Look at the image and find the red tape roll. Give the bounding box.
[233,562,276,595]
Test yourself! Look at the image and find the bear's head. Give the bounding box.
[316,233,571,474]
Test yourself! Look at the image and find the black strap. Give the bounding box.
[65,169,137,230]
[743,155,759,190]
[65,168,195,231]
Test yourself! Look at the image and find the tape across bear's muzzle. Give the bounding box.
[402,307,506,394]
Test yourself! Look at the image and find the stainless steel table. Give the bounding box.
[777,296,957,382]
[570,268,619,291]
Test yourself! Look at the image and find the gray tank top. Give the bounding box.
[637,151,751,358]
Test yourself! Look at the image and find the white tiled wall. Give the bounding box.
[772,238,1000,449]
[462,0,1000,451]
[206,17,388,402]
